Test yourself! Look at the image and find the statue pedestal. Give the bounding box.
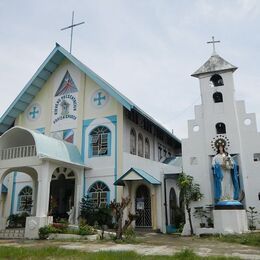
[213,201,248,234]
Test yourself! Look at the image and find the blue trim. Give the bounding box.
[10,172,17,214]
[81,118,95,196]
[105,115,118,201]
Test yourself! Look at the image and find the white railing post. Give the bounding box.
[0,145,36,160]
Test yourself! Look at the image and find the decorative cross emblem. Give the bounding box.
[207,36,220,54]
[29,106,39,119]
[94,92,106,106]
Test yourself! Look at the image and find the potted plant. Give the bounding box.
[193,206,207,228]
[246,206,258,231]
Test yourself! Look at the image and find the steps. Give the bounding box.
[0,228,25,239]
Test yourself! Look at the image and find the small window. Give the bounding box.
[138,134,144,157]
[216,122,226,134]
[213,92,223,103]
[258,192,260,200]
[253,153,260,162]
[130,128,136,155]
[145,138,150,159]
[89,126,111,157]
[17,186,33,213]
[88,181,110,207]
[210,74,224,87]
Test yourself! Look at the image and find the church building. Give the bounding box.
[0,44,182,238]
[1,40,259,238]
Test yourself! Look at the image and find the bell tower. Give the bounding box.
[181,37,260,234]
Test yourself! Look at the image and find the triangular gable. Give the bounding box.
[0,43,180,145]
[55,71,78,96]
[114,167,161,186]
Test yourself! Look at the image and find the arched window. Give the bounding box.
[138,133,144,157]
[210,74,224,87]
[213,92,223,103]
[88,181,110,207]
[130,128,136,155]
[216,122,226,134]
[145,138,150,159]
[17,186,32,213]
[89,126,111,157]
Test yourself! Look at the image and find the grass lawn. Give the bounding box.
[0,246,239,260]
[210,232,260,247]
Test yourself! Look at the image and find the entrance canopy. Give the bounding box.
[114,167,161,186]
[0,127,86,168]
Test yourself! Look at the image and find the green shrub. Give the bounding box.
[78,224,95,236]
[123,226,136,239]
[7,212,29,228]
[39,225,57,239]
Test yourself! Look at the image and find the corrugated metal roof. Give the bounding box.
[0,43,180,144]
[114,167,161,186]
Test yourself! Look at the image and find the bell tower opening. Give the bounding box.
[210,74,224,87]
[213,92,223,103]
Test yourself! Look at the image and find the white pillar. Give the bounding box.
[36,163,51,217]
[74,169,84,224]
[25,163,53,239]
[0,170,7,229]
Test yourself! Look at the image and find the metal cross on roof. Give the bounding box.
[61,11,85,53]
[207,36,220,55]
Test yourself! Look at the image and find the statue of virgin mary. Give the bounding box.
[212,139,240,202]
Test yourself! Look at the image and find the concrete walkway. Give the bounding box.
[0,233,260,259]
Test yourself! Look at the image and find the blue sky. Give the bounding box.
[1,0,260,138]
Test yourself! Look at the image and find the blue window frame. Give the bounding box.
[88,181,110,207]
[89,126,111,158]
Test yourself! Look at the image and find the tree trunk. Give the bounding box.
[186,205,194,235]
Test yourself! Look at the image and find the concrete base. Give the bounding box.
[213,209,248,234]
[0,217,7,230]
[25,216,53,239]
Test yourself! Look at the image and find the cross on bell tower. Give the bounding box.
[207,36,220,55]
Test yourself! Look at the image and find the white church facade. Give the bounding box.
[0,44,182,238]
[0,42,259,238]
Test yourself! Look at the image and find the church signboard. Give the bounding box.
[51,71,78,132]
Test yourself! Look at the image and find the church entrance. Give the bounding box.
[49,167,75,221]
[135,185,152,228]
[169,187,177,227]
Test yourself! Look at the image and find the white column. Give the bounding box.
[35,163,51,217]
[74,169,83,224]
[0,170,7,229]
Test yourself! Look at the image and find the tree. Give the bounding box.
[177,173,203,235]
[110,197,137,240]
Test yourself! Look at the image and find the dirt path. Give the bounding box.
[0,233,260,259]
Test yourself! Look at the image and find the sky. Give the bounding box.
[0,0,260,139]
